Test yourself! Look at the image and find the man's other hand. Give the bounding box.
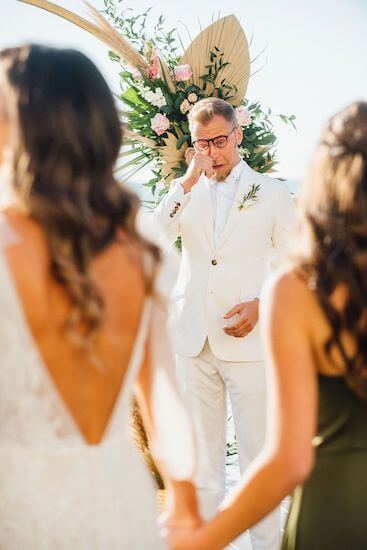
[222,299,259,338]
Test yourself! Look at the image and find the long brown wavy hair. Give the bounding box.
[294,101,367,383]
[0,45,160,350]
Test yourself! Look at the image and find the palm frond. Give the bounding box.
[159,132,187,184]
[181,15,250,105]
[117,146,145,159]
[86,2,148,69]
[123,128,156,148]
[116,159,152,182]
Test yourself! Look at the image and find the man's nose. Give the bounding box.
[207,141,220,159]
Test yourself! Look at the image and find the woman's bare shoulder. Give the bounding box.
[261,267,316,316]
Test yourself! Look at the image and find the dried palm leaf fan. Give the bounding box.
[181,14,250,105]
[159,132,188,182]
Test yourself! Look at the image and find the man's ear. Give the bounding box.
[235,125,243,146]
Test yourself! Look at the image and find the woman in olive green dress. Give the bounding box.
[168,103,367,550]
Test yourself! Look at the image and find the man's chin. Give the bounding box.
[212,166,230,182]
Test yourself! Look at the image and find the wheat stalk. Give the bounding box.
[85,2,148,69]
[17,0,148,69]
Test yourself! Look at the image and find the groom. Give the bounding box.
[154,98,294,549]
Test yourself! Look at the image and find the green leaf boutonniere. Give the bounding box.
[238,183,261,210]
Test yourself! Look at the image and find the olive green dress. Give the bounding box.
[282,375,367,550]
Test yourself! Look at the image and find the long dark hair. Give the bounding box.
[0,45,160,348]
[295,101,367,384]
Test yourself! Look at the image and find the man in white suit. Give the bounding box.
[154,98,295,549]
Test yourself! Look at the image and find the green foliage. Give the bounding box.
[104,0,179,65]
[201,47,237,100]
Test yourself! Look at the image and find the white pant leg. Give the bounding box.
[220,360,281,550]
[175,353,188,392]
[177,341,227,520]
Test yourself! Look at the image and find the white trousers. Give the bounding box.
[177,340,281,550]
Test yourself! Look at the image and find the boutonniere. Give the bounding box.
[238,183,261,210]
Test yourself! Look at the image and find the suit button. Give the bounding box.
[170,213,174,218]
[211,259,218,265]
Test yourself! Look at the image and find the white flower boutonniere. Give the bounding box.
[238,183,261,210]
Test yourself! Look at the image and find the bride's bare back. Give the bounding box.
[3,209,147,444]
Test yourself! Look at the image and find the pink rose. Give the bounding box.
[235,106,252,127]
[174,64,192,82]
[129,66,143,80]
[151,113,170,136]
[147,54,160,80]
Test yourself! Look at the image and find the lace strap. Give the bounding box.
[0,212,19,249]
[0,214,21,303]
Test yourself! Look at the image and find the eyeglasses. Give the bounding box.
[192,127,237,152]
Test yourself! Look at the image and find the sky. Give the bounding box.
[1,0,367,187]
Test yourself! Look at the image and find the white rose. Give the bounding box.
[188,92,198,103]
[180,99,191,114]
[244,199,255,209]
[235,106,252,127]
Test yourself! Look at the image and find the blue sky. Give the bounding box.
[2,0,366,184]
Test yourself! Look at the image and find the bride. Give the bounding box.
[0,44,200,549]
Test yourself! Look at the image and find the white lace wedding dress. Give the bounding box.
[0,213,195,549]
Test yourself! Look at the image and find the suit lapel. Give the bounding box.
[215,163,253,250]
[194,176,215,251]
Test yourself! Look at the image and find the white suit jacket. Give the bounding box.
[153,161,295,361]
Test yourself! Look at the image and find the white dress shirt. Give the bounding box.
[208,160,244,248]
[176,160,244,248]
